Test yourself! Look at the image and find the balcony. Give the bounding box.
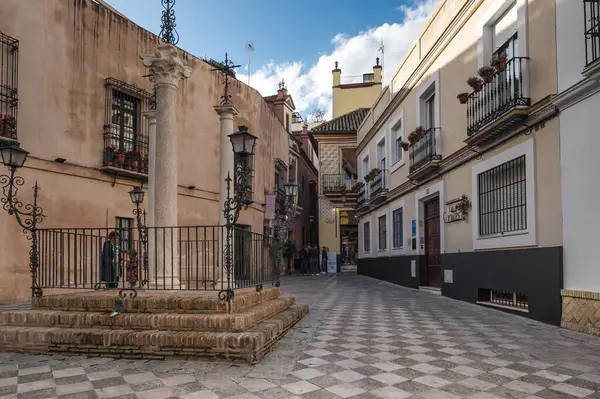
[369,169,389,205]
[408,128,442,180]
[356,184,370,212]
[0,32,19,145]
[584,0,600,67]
[322,173,357,206]
[465,57,530,146]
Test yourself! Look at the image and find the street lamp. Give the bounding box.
[128,186,148,292]
[0,144,46,298]
[221,125,258,303]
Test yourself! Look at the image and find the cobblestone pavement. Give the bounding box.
[2,274,600,398]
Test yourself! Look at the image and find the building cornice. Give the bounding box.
[357,0,484,154]
[552,75,600,111]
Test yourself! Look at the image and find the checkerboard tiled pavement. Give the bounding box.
[2,274,600,398]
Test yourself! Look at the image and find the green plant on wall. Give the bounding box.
[279,239,296,261]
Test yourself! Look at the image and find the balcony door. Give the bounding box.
[377,139,386,189]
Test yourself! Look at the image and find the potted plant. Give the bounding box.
[0,115,16,138]
[115,151,126,167]
[408,131,419,145]
[279,239,296,274]
[478,65,495,83]
[467,76,484,92]
[415,125,425,139]
[400,141,410,151]
[352,181,365,191]
[457,93,470,104]
[368,168,381,180]
[104,146,115,166]
[491,51,507,72]
[126,150,141,170]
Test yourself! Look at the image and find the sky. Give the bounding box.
[104,0,440,120]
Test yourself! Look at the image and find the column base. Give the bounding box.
[148,277,186,290]
[561,289,600,337]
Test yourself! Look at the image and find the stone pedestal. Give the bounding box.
[561,289,600,337]
[141,43,192,288]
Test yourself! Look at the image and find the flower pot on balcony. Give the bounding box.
[408,131,419,144]
[467,76,484,92]
[478,66,495,83]
[116,152,126,167]
[457,93,470,104]
[415,126,425,139]
[400,141,410,151]
[0,115,16,138]
[491,53,507,72]
[104,146,115,166]
[131,160,139,171]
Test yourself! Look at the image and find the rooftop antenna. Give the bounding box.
[247,41,254,87]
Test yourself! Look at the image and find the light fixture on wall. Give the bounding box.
[54,158,67,164]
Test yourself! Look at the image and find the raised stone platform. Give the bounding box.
[0,287,308,364]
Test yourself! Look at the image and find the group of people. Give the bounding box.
[299,244,330,276]
[100,231,139,288]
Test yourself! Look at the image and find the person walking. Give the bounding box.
[321,246,328,274]
[310,244,319,276]
[300,244,309,276]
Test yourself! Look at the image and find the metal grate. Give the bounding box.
[378,215,387,251]
[103,78,153,173]
[585,0,600,66]
[0,32,18,141]
[363,222,370,252]
[477,155,526,236]
[409,128,442,172]
[392,208,403,248]
[479,288,528,310]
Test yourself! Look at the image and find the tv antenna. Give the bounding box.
[247,41,254,87]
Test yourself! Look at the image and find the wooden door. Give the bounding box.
[424,198,441,287]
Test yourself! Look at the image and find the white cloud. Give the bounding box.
[237,0,440,120]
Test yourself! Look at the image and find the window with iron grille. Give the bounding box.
[103,78,153,173]
[477,155,526,236]
[378,215,387,251]
[0,32,19,142]
[392,208,403,248]
[363,222,370,252]
[584,0,600,66]
[115,217,133,254]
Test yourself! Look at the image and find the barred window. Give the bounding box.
[392,208,403,248]
[477,155,526,236]
[0,32,19,141]
[363,222,370,252]
[378,215,387,251]
[115,217,133,254]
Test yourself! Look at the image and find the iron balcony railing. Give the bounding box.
[585,0,600,66]
[36,225,280,293]
[467,57,530,136]
[357,185,367,207]
[369,169,388,197]
[409,128,442,173]
[0,32,19,142]
[322,173,358,192]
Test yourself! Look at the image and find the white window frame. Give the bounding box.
[376,207,389,256]
[415,69,441,156]
[361,153,370,199]
[477,0,529,98]
[414,180,445,256]
[389,109,406,173]
[390,199,406,255]
[376,133,386,172]
[361,218,373,257]
[472,139,536,250]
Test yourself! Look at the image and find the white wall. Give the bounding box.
[555,0,587,92]
[560,93,600,292]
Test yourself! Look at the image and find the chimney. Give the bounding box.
[373,57,382,83]
[332,61,341,87]
[277,78,288,98]
[300,122,310,149]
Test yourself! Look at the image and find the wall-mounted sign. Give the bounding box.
[411,220,416,236]
[340,210,358,225]
[444,194,471,224]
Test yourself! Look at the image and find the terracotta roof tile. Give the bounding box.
[310,108,369,134]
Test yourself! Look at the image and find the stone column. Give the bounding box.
[141,43,192,289]
[214,104,239,286]
[143,110,157,281]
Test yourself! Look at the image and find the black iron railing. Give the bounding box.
[585,0,600,66]
[102,78,153,174]
[322,174,357,192]
[479,288,528,310]
[370,169,388,197]
[467,57,530,136]
[357,185,367,207]
[409,128,441,173]
[0,32,18,142]
[36,226,280,296]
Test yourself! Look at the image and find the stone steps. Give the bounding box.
[340,265,357,273]
[32,287,280,314]
[0,296,296,333]
[0,305,309,364]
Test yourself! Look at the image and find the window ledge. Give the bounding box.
[0,136,18,146]
[390,159,405,174]
[477,300,529,313]
[477,230,528,241]
[100,165,148,181]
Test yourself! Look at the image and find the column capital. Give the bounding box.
[143,109,157,123]
[214,104,240,118]
[141,43,192,89]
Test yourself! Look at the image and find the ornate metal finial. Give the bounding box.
[159,0,179,45]
[278,78,286,90]
[376,57,380,66]
[212,53,241,105]
[335,61,339,69]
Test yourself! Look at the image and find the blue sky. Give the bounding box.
[105,0,439,118]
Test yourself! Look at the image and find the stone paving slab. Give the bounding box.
[2,274,600,398]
